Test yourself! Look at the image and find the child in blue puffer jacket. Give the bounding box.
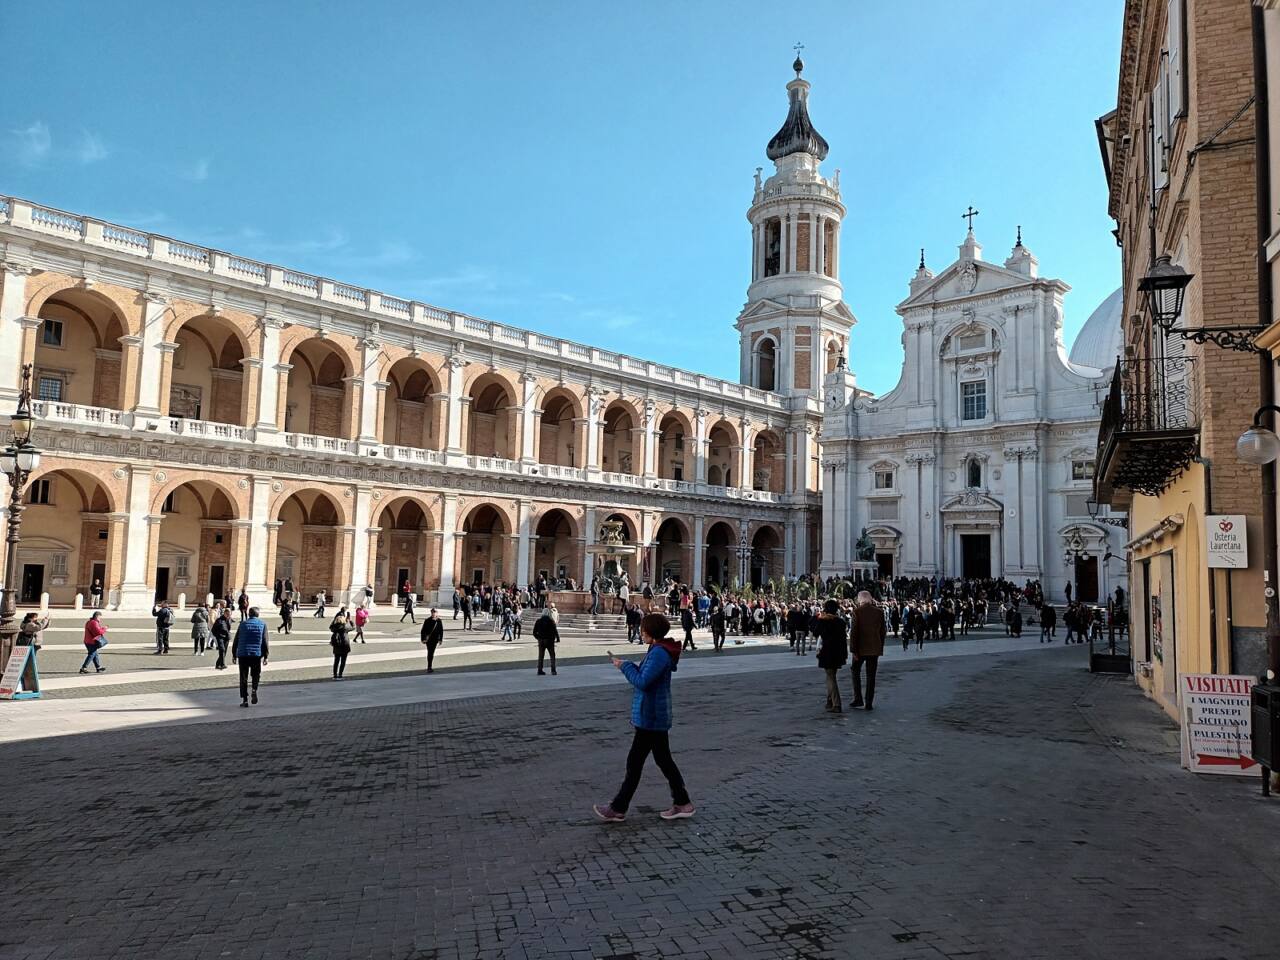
[593,612,696,823]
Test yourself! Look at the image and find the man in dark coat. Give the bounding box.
[814,599,848,713]
[533,609,559,675]
[849,591,887,710]
[420,608,444,673]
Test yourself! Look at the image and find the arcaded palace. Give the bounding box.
[0,59,1118,612]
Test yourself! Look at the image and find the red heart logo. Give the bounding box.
[1219,520,1234,533]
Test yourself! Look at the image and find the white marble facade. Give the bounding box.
[818,228,1126,604]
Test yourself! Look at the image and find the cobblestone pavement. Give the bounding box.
[3,646,1278,960]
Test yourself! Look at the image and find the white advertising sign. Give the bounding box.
[1206,515,1248,569]
[1179,673,1257,776]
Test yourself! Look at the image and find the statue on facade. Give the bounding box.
[855,527,875,562]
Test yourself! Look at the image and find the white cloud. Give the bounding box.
[76,129,108,164]
[8,121,51,166]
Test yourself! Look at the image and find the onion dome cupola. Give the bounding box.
[766,57,830,162]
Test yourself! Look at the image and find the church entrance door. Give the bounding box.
[960,535,991,580]
[1074,556,1099,603]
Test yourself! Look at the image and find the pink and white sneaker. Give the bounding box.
[592,804,625,823]
[660,803,696,820]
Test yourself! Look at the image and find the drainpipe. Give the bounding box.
[1195,456,1218,674]
[1254,3,1280,681]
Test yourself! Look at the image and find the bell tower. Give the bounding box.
[737,56,856,398]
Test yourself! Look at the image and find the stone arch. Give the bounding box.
[538,386,584,467]
[457,501,515,587]
[373,494,440,601]
[383,356,445,449]
[464,371,520,459]
[19,464,124,607]
[272,487,350,603]
[30,285,138,410]
[825,338,842,375]
[601,399,640,475]
[654,516,692,585]
[753,335,778,391]
[149,472,248,519]
[752,428,785,493]
[280,336,358,439]
[25,276,141,337]
[163,313,252,424]
[706,418,740,488]
[151,478,246,603]
[703,519,739,587]
[749,523,784,587]
[532,506,580,585]
[657,410,694,481]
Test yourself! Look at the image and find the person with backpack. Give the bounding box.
[151,600,173,655]
[533,607,560,675]
[593,613,695,823]
[330,608,352,680]
[399,583,416,623]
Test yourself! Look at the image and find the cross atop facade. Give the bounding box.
[794,41,805,57]
[961,205,980,231]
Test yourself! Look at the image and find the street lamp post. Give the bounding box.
[736,525,752,590]
[1236,403,1280,682]
[0,365,42,672]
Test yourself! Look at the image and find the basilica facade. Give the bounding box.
[818,230,1127,603]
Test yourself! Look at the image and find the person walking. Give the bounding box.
[190,602,211,655]
[1040,602,1057,642]
[461,592,474,631]
[151,600,173,654]
[277,596,293,634]
[233,607,269,707]
[533,607,559,675]
[330,608,352,680]
[237,588,250,622]
[814,599,848,713]
[354,604,370,643]
[709,598,727,652]
[313,591,327,618]
[589,575,601,616]
[400,584,416,623]
[79,611,108,673]
[89,578,103,609]
[593,613,694,823]
[421,607,444,672]
[849,591,886,711]
[212,606,232,670]
[680,603,697,652]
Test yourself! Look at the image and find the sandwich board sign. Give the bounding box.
[1206,515,1248,569]
[1179,673,1255,776]
[0,644,41,700]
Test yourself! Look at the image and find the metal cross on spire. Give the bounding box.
[961,206,980,231]
[792,42,805,76]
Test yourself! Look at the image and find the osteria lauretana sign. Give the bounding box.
[1205,515,1248,569]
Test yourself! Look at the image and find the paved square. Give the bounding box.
[2,646,1278,960]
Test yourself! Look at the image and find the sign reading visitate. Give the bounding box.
[1179,673,1256,776]
[1206,515,1248,568]
[0,644,41,701]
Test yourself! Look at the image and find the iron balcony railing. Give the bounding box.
[1096,357,1200,500]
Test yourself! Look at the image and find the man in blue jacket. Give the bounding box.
[594,613,695,823]
[233,606,270,708]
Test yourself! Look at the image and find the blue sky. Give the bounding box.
[3,1,1122,395]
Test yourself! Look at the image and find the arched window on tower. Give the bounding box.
[764,218,782,277]
[825,340,841,375]
[756,338,777,391]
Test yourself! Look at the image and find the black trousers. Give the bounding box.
[426,639,440,670]
[238,655,262,700]
[682,627,696,650]
[401,606,416,623]
[851,656,879,706]
[611,728,690,813]
[332,651,348,677]
[537,640,556,673]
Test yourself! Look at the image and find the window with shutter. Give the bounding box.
[1166,0,1185,124]
[1153,65,1169,190]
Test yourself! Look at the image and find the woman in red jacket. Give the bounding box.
[80,612,108,674]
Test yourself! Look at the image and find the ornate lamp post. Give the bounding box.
[0,365,41,671]
[736,524,753,590]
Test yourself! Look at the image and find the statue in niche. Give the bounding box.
[855,528,875,562]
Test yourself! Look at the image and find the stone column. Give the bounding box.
[428,391,449,450]
[436,494,458,603]
[351,336,384,444]
[254,317,285,433]
[117,467,154,610]
[692,515,705,587]
[582,506,596,585]
[103,513,128,609]
[347,485,375,595]
[227,519,253,596]
[738,419,755,490]
[444,354,468,454]
[641,400,659,478]
[0,260,31,399]
[585,388,606,473]
[784,517,797,578]
[815,216,825,276]
[242,477,275,600]
[130,291,170,417]
[694,409,710,485]
[519,372,539,463]
[516,499,533,586]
